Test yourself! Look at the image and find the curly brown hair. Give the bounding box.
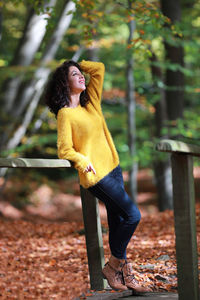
[45,60,89,116]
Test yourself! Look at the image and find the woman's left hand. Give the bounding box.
[85,163,96,175]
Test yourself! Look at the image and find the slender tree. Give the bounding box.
[160,0,184,123]
[0,8,2,42]
[3,0,57,113]
[150,52,173,211]
[152,0,184,210]
[0,0,57,153]
[126,0,137,203]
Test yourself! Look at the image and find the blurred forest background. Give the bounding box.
[0,0,200,221]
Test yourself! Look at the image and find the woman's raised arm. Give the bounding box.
[80,60,105,111]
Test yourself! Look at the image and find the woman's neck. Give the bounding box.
[69,93,80,108]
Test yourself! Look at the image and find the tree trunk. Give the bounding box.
[12,0,56,66]
[150,52,173,211]
[87,46,99,62]
[154,0,184,210]
[181,0,196,9]
[0,8,2,42]
[41,0,76,64]
[3,0,57,113]
[126,0,137,203]
[160,0,184,122]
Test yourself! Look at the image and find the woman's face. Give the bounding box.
[68,66,86,94]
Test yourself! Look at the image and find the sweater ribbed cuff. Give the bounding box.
[74,156,91,173]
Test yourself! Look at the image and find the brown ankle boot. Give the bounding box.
[102,256,128,291]
[122,262,151,292]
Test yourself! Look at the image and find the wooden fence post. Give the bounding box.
[171,153,199,300]
[80,186,106,290]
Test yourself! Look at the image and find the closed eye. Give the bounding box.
[72,71,83,76]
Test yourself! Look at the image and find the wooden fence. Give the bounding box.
[1,139,200,300]
[156,139,200,300]
[0,158,106,291]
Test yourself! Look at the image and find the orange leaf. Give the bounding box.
[49,259,56,266]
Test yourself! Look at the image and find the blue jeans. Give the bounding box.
[88,165,141,259]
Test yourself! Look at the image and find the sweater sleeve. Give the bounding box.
[57,109,91,172]
[80,60,105,112]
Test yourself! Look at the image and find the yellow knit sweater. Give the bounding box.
[57,60,119,188]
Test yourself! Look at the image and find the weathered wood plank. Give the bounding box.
[80,186,106,290]
[156,139,200,156]
[0,158,71,168]
[171,154,199,300]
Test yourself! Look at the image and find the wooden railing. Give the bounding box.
[1,140,200,299]
[0,158,106,291]
[156,139,200,300]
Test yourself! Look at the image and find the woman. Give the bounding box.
[45,60,147,292]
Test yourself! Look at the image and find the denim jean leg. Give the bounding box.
[88,165,141,259]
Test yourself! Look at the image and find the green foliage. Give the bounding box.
[102,101,155,169]
[1,0,55,14]
[170,111,200,144]
[1,0,200,177]
[1,134,57,157]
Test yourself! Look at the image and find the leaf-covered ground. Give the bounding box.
[0,203,199,300]
[0,168,200,299]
